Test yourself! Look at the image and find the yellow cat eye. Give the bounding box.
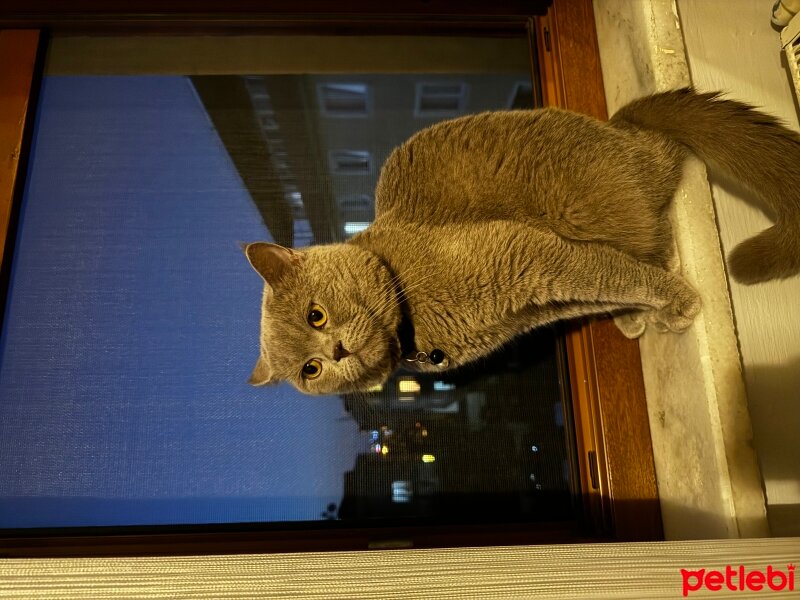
[302,359,323,380]
[307,304,328,328]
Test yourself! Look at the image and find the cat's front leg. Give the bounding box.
[613,312,648,339]
[613,279,701,338]
[612,241,687,338]
[648,278,701,332]
[522,227,702,331]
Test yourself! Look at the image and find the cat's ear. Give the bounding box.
[248,355,278,387]
[244,242,301,288]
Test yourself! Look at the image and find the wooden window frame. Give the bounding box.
[0,0,661,558]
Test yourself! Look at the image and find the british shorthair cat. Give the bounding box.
[245,89,800,395]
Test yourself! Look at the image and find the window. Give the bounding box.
[0,0,660,555]
[397,378,422,394]
[245,77,280,130]
[0,37,579,534]
[343,221,370,236]
[329,149,372,174]
[415,82,469,117]
[338,194,374,224]
[317,83,371,117]
[256,110,279,131]
[338,194,372,211]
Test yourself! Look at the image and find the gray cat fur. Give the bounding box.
[245,88,800,395]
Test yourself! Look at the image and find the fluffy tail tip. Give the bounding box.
[727,223,800,284]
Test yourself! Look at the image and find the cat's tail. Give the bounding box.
[610,88,800,284]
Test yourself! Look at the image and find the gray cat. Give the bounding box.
[244,89,800,395]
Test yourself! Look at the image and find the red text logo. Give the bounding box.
[681,564,795,596]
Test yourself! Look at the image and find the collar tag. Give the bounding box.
[404,349,448,368]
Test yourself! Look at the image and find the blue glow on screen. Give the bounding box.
[0,76,360,528]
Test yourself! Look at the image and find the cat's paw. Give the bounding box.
[651,278,701,333]
[614,312,647,339]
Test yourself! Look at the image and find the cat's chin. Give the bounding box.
[337,335,401,395]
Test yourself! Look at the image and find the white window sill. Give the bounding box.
[593,0,770,539]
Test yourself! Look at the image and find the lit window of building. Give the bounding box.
[398,378,421,394]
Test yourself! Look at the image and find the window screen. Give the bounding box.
[0,36,578,532]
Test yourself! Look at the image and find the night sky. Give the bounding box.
[0,76,362,528]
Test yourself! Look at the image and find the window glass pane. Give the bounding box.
[0,35,577,530]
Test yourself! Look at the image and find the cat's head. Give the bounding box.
[244,242,402,395]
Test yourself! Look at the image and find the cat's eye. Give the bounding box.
[307,304,328,329]
[302,359,322,380]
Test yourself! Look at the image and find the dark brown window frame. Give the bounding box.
[0,0,661,558]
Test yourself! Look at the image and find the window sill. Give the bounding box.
[593,0,769,539]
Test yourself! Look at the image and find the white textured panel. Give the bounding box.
[1,539,799,599]
[593,0,768,540]
[679,0,800,537]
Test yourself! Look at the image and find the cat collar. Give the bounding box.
[395,293,448,368]
[404,348,448,368]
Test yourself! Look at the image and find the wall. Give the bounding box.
[593,0,769,540]
[678,0,800,537]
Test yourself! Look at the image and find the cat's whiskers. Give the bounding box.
[370,260,428,305]
[363,267,412,318]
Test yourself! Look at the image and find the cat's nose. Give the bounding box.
[333,340,351,362]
